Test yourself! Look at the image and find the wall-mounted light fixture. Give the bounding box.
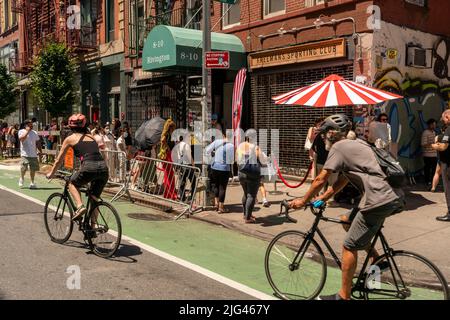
[258,15,362,61]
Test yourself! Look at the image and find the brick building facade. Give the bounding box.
[213,0,450,172]
[0,0,19,124]
[212,0,374,169]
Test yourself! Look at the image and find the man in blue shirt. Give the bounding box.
[205,135,234,213]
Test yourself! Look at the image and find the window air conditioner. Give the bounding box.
[406,45,431,68]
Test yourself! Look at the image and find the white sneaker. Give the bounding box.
[19,178,24,187]
[29,183,37,189]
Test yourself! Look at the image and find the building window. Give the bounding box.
[305,0,325,7]
[4,0,10,30]
[223,2,240,28]
[264,0,285,18]
[106,0,115,42]
[404,0,427,7]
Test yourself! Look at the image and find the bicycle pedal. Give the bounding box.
[84,229,97,240]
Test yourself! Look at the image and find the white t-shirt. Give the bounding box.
[19,129,40,157]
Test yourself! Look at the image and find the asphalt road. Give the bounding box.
[0,189,254,300]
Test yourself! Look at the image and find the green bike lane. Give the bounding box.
[0,169,342,299]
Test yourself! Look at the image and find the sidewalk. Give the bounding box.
[2,158,450,282]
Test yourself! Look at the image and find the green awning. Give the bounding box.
[142,25,246,72]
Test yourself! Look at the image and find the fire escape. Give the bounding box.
[10,0,98,74]
[128,0,201,65]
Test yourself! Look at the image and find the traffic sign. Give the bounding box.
[205,51,230,69]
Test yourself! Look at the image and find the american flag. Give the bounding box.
[232,68,247,147]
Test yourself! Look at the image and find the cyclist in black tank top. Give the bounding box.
[46,114,109,220]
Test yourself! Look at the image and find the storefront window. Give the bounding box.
[223,2,240,28]
[305,0,325,7]
[264,0,285,18]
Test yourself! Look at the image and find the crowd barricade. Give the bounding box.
[38,130,59,164]
[128,155,201,220]
[100,149,131,202]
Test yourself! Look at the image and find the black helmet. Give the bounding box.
[319,114,351,133]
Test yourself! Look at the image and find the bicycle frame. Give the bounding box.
[293,206,407,298]
[56,179,97,232]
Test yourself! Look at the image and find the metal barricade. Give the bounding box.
[100,150,131,202]
[128,155,201,220]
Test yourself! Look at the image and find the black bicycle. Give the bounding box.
[265,200,449,300]
[44,172,122,258]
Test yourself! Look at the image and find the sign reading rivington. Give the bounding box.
[248,38,346,70]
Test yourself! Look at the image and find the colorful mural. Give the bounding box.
[373,67,450,175]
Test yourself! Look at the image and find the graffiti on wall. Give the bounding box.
[373,67,450,174]
[434,38,450,81]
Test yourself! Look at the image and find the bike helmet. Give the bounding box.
[319,114,351,133]
[68,114,87,129]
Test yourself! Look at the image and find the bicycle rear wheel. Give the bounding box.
[44,193,73,244]
[365,250,449,300]
[86,202,122,258]
[265,230,327,300]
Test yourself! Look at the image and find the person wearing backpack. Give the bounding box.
[431,110,450,222]
[288,114,405,300]
[236,129,268,223]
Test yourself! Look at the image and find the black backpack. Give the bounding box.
[366,142,407,188]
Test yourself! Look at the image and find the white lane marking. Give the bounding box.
[0,183,276,300]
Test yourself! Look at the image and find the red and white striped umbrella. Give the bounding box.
[272,74,403,107]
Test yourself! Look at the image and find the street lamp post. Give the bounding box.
[201,0,212,208]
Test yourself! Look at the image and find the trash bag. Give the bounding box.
[134,116,165,151]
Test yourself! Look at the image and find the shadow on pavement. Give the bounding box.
[256,213,297,227]
[62,240,142,262]
[403,191,436,211]
[111,244,143,262]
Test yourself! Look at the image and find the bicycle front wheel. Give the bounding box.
[265,230,327,300]
[365,250,449,300]
[44,193,73,244]
[86,202,122,258]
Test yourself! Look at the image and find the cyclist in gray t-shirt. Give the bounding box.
[289,114,404,300]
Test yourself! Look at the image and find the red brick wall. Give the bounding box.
[213,0,374,53]
[374,0,450,38]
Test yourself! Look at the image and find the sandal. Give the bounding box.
[72,205,87,221]
[218,208,230,214]
[244,218,255,224]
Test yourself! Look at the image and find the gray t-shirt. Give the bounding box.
[323,139,400,212]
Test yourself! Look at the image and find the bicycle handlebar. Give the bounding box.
[279,199,327,223]
[47,171,71,183]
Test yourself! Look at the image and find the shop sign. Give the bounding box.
[188,76,203,99]
[248,38,346,70]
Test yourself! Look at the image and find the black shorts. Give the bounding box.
[70,161,109,197]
